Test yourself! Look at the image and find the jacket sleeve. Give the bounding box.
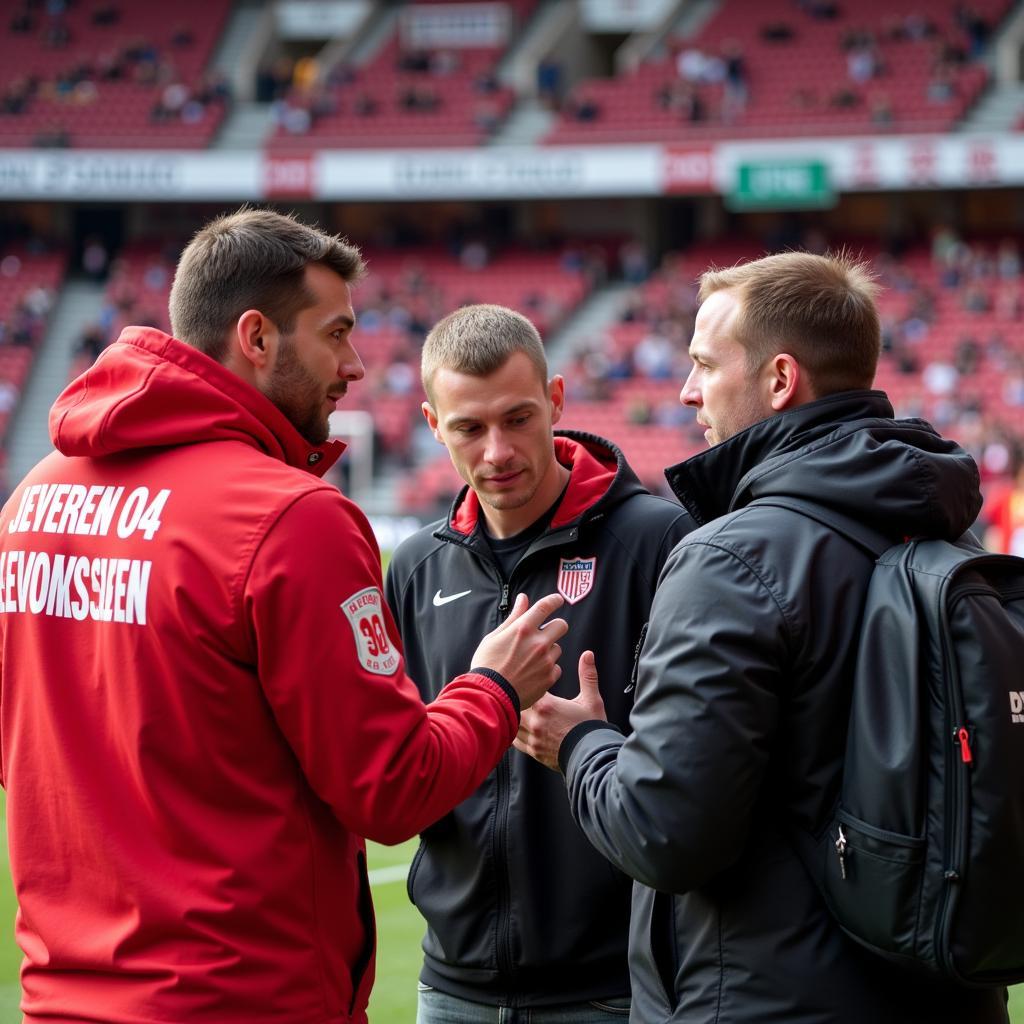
[562,536,788,893]
[244,487,519,846]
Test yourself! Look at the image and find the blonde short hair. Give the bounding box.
[698,250,881,395]
[421,304,547,402]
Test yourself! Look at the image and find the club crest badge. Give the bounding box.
[557,556,597,605]
[340,586,400,676]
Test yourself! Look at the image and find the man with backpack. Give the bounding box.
[515,251,1012,1022]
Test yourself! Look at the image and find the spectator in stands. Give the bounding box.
[386,303,693,1024]
[398,48,431,73]
[82,236,110,282]
[657,81,705,122]
[514,250,1008,1024]
[353,90,378,117]
[721,40,748,119]
[255,56,293,103]
[799,0,839,19]
[0,379,18,416]
[91,3,120,26]
[955,335,982,375]
[170,24,195,48]
[927,64,958,103]
[537,57,564,108]
[961,281,991,313]
[829,86,860,109]
[472,96,502,133]
[430,49,461,76]
[0,206,567,1024]
[42,13,71,48]
[760,20,795,42]
[1,77,34,114]
[77,323,108,363]
[32,122,70,147]
[996,281,1023,320]
[997,239,1021,279]
[870,93,895,125]
[400,83,441,112]
[9,5,34,33]
[956,3,990,56]
[847,39,880,83]
[634,325,677,379]
[619,239,650,284]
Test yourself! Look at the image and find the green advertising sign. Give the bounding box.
[728,159,835,210]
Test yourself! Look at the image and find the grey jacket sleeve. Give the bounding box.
[563,537,790,894]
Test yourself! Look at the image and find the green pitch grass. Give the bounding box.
[0,808,1020,1022]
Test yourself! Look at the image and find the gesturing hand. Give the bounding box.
[471,593,568,710]
[514,650,607,771]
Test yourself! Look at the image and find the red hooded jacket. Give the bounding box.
[0,327,520,1023]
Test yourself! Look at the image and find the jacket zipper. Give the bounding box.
[936,576,973,980]
[492,568,515,997]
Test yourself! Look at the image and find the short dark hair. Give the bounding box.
[169,207,365,362]
[698,250,881,396]
[421,304,548,403]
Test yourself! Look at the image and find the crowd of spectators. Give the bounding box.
[262,40,510,141]
[547,0,1007,143]
[1,0,231,147]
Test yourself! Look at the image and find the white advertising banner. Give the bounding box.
[275,1,369,40]
[399,3,510,49]
[0,135,1022,202]
[316,145,665,198]
[0,151,260,200]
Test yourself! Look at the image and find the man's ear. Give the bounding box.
[764,352,810,412]
[234,309,274,371]
[421,401,443,443]
[549,374,566,425]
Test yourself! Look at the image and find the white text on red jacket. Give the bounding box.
[0,483,170,625]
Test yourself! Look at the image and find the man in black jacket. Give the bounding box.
[516,252,1010,1023]
[385,303,694,1022]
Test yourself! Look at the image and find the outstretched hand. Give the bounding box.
[471,592,568,710]
[514,650,607,771]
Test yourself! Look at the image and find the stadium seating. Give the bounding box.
[0,0,232,149]
[546,0,1011,144]
[397,234,1024,512]
[0,246,65,451]
[267,1,537,151]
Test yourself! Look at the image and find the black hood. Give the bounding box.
[665,390,981,542]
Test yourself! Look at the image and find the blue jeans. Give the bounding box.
[416,984,630,1023]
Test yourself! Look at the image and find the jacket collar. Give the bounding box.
[443,431,637,540]
[665,391,894,526]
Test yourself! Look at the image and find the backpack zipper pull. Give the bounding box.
[835,825,848,880]
[955,726,973,764]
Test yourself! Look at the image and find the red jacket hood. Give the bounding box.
[49,326,344,476]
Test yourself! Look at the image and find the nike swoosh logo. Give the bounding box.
[433,589,472,607]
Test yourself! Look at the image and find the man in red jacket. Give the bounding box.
[0,207,567,1024]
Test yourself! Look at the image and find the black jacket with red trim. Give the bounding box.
[385,431,695,1008]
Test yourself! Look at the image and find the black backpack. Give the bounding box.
[762,497,1024,986]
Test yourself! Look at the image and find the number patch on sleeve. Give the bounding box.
[340,587,400,676]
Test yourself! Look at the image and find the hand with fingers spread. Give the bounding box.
[515,649,608,771]
[471,592,568,710]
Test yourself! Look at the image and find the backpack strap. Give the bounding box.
[749,497,893,559]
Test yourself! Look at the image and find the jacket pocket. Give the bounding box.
[649,890,680,1011]
[350,848,377,1017]
[406,840,427,905]
[823,808,925,954]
